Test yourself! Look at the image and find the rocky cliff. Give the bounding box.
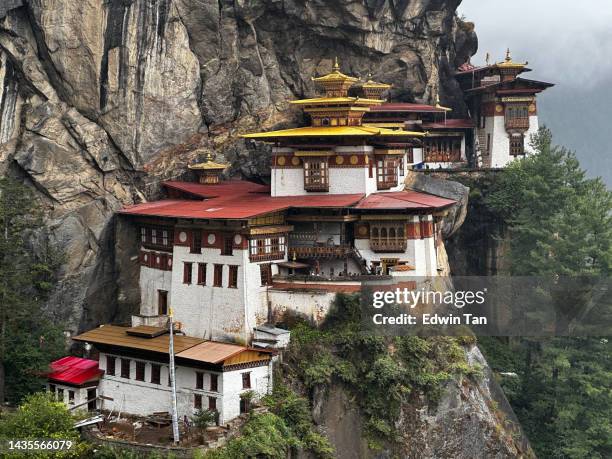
[0,0,477,332]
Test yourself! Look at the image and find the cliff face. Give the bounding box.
[0,0,477,332]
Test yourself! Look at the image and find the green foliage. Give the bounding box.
[476,129,612,458]
[286,294,472,447]
[0,177,65,403]
[0,392,90,458]
[202,413,300,459]
[192,409,218,429]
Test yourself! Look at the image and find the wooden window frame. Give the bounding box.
[68,390,75,405]
[210,374,219,392]
[140,226,174,251]
[242,372,251,389]
[196,372,204,390]
[208,397,217,412]
[213,264,223,287]
[190,230,202,254]
[260,263,272,286]
[158,290,168,315]
[369,221,406,252]
[228,265,238,288]
[376,157,398,190]
[510,134,525,156]
[249,236,286,262]
[120,358,130,379]
[197,263,207,285]
[106,355,116,376]
[150,364,161,385]
[303,157,329,192]
[183,262,193,284]
[194,394,202,410]
[221,236,233,256]
[135,361,146,382]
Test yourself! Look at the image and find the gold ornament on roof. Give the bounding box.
[496,48,528,68]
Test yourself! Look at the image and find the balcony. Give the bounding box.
[304,182,329,192]
[290,245,354,259]
[370,238,407,253]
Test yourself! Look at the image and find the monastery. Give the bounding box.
[48,52,552,425]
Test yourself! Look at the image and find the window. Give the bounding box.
[49,384,56,394]
[376,157,398,189]
[68,390,75,405]
[106,355,116,376]
[151,364,161,384]
[121,359,130,379]
[303,158,329,191]
[168,367,172,386]
[505,104,530,129]
[213,264,223,287]
[183,262,193,284]
[249,236,286,262]
[423,138,462,162]
[510,135,525,156]
[242,372,251,389]
[136,361,145,381]
[191,231,202,254]
[140,226,174,250]
[260,264,272,286]
[369,222,406,252]
[228,265,238,288]
[140,227,146,243]
[197,263,206,285]
[210,374,218,392]
[194,394,202,410]
[208,397,217,411]
[158,290,168,315]
[57,388,64,401]
[196,372,204,390]
[486,134,491,154]
[222,236,233,256]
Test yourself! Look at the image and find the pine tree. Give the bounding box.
[0,178,65,403]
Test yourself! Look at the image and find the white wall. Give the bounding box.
[47,383,89,409]
[271,167,371,197]
[139,266,173,316]
[489,115,539,168]
[97,352,272,424]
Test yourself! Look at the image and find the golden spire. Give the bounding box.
[333,56,340,72]
[505,48,512,62]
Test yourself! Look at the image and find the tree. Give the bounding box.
[0,177,64,403]
[481,128,612,458]
[0,392,90,458]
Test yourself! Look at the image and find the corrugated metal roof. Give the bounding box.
[369,103,446,113]
[176,341,247,364]
[164,180,270,199]
[72,325,205,354]
[355,191,456,210]
[48,356,103,386]
[423,119,475,129]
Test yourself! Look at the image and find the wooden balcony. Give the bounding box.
[304,182,329,192]
[290,245,354,259]
[424,150,462,162]
[370,238,407,253]
[376,179,398,190]
[249,251,285,262]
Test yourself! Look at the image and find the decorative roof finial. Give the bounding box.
[205,151,214,162]
[505,48,512,62]
[292,251,297,262]
[333,57,340,71]
[485,52,490,66]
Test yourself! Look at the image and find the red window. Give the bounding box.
[197,263,207,285]
[136,361,145,381]
[183,262,193,284]
[213,264,223,287]
[210,374,218,392]
[242,372,251,389]
[150,364,161,385]
[106,355,116,376]
[196,372,204,390]
[191,231,202,254]
[228,265,238,288]
[208,397,217,411]
[222,236,233,256]
[120,359,130,379]
[194,394,202,410]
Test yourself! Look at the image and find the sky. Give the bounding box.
[458,0,612,185]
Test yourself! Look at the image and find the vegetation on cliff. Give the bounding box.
[0,178,65,403]
[472,128,612,458]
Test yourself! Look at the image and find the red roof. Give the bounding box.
[48,356,103,386]
[120,180,456,219]
[355,191,456,210]
[164,180,270,199]
[369,103,446,113]
[423,119,475,129]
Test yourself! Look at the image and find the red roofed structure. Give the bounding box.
[47,356,103,386]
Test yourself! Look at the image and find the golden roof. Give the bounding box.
[362,73,392,90]
[188,152,229,170]
[496,48,528,69]
[312,57,359,83]
[240,125,426,139]
[289,97,382,106]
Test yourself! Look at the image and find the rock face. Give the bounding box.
[0,0,477,332]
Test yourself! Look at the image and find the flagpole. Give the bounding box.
[168,308,180,444]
